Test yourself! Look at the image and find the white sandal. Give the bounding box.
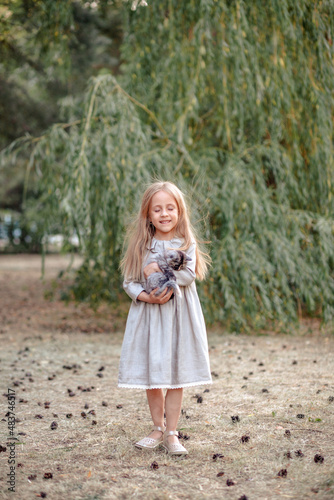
[163,430,188,455]
[134,425,166,450]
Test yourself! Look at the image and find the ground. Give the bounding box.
[0,254,333,500]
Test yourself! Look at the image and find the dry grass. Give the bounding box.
[0,254,333,500]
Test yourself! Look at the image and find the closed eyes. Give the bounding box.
[154,207,176,212]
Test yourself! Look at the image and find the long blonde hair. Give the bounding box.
[120,181,211,281]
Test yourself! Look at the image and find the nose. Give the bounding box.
[161,207,168,216]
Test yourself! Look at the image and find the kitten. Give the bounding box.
[145,249,192,297]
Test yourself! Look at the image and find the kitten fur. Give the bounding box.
[145,250,192,297]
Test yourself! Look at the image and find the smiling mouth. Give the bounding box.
[160,220,171,224]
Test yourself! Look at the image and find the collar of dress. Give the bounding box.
[146,237,184,253]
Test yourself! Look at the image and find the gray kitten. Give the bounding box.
[145,249,192,297]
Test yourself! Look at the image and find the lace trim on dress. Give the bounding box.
[118,380,213,390]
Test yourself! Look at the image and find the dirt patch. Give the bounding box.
[0,254,334,500]
[0,254,128,338]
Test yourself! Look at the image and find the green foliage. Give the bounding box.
[2,0,334,331]
[119,0,334,330]
[6,75,162,295]
[0,0,122,213]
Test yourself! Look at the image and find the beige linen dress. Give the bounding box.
[118,237,212,389]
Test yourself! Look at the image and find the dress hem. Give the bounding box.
[118,380,213,390]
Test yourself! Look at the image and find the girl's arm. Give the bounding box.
[143,262,160,279]
[174,242,196,286]
[123,280,145,304]
[123,277,173,304]
[123,254,161,304]
[139,262,173,303]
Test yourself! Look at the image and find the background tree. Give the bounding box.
[0,0,122,209]
[1,0,334,331]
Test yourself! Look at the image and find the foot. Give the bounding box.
[163,430,188,455]
[134,425,165,450]
[165,433,179,445]
[148,429,164,440]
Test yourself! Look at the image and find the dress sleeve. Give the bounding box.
[123,279,145,304]
[174,242,196,286]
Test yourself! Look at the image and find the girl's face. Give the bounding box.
[148,190,179,240]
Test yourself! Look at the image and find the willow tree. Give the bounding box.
[2,0,334,330]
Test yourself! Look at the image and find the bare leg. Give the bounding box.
[146,388,165,439]
[165,388,183,444]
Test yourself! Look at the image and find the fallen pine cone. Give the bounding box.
[178,431,190,440]
[278,469,287,477]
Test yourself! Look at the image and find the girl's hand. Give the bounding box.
[137,287,173,304]
[143,262,161,279]
[149,287,174,304]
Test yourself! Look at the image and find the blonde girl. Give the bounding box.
[118,181,212,455]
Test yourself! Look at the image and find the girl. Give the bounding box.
[118,181,212,455]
